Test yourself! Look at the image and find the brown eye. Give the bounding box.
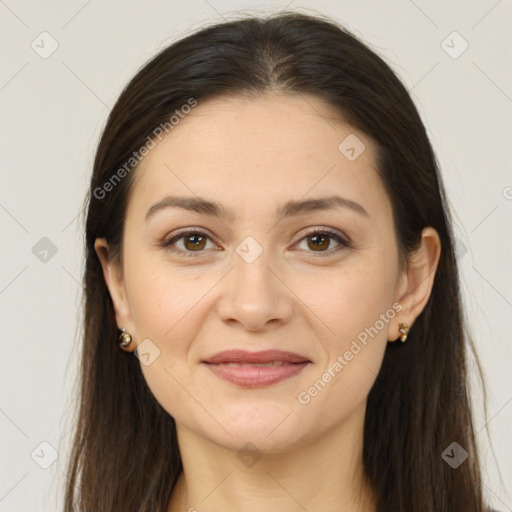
[183,234,207,251]
[295,228,349,255]
[307,233,331,251]
[162,230,216,257]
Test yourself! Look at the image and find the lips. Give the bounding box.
[202,349,311,388]
[203,349,310,365]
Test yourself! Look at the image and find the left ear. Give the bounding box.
[391,227,441,341]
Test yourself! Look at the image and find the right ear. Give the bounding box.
[94,238,135,350]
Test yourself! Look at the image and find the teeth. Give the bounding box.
[222,361,293,367]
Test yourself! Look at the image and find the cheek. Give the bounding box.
[123,263,218,425]
[308,255,399,344]
[295,254,398,409]
[125,258,210,341]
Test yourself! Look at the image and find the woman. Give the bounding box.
[64,11,493,512]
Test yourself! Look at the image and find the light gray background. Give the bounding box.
[1,1,511,510]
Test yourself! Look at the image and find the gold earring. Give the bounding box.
[398,322,410,343]
[118,328,132,348]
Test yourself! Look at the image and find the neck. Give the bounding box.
[167,401,376,512]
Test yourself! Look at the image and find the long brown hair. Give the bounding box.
[64,12,490,511]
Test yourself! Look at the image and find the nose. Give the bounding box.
[216,250,294,331]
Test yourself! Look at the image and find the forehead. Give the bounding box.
[129,92,389,221]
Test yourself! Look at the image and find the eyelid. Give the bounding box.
[294,226,350,246]
[162,226,216,243]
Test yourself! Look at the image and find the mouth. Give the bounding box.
[212,361,299,367]
[203,349,310,365]
[202,349,311,388]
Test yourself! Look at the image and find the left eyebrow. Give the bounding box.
[144,194,369,222]
[277,195,368,219]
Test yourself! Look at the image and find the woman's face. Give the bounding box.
[100,93,408,452]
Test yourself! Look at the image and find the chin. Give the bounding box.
[210,423,305,454]
[199,402,314,454]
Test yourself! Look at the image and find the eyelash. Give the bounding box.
[161,228,350,258]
